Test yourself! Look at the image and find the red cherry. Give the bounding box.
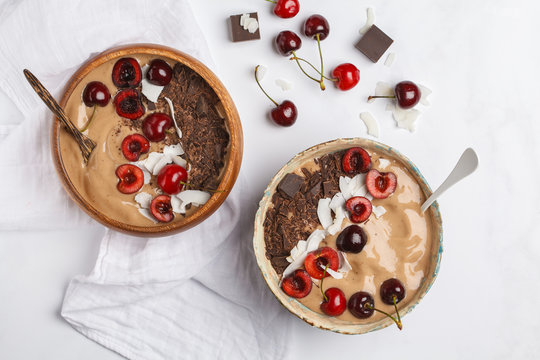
[156,164,188,195]
[281,269,312,298]
[395,81,421,109]
[142,113,172,142]
[366,169,397,199]
[271,100,297,127]
[114,89,145,120]
[320,288,346,316]
[150,195,174,223]
[304,247,340,280]
[115,164,144,194]
[345,196,372,223]
[82,81,111,107]
[332,63,360,91]
[275,30,302,56]
[121,134,150,161]
[112,58,142,88]
[342,147,372,174]
[272,0,300,19]
[304,14,330,40]
[146,59,172,86]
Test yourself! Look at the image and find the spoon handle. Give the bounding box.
[421,148,479,213]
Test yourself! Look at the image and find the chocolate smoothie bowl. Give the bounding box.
[253,138,443,334]
[51,44,242,236]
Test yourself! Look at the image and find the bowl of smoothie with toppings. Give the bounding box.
[52,44,242,236]
[253,138,443,334]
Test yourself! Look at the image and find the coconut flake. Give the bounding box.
[375,81,394,96]
[321,264,344,279]
[176,190,211,213]
[246,18,259,34]
[275,78,293,91]
[359,7,375,35]
[141,78,164,103]
[163,144,184,156]
[138,208,158,223]
[170,195,183,214]
[134,192,153,209]
[339,176,352,199]
[338,252,353,273]
[373,205,387,218]
[282,230,327,280]
[317,198,333,229]
[171,155,187,168]
[152,155,172,176]
[329,192,345,212]
[327,206,346,235]
[132,162,151,184]
[378,158,390,169]
[387,103,421,132]
[164,97,182,139]
[360,111,379,138]
[256,65,267,81]
[418,84,432,106]
[240,13,249,27]
[348,174,367,197]
[142,152,163,173]
[384,52,396,67]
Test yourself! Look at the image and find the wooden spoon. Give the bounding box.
[23,69,96,163]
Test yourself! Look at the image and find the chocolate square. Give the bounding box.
[229,13,261,42]
[277,173,304,198]
[355,25,393,63]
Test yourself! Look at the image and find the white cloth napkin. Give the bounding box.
[0,1,291,359]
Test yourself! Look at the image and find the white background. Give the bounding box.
[1,0,540,359]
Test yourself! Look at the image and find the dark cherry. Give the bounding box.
[271,100,297,127]
[336,225,367,254]
[156,164,188,195]
[275,30,302,56]
[303,14,330,40]
[272,0,300,19]
[348,291,375,319]
[332,63,360,91]
[320,288,347,316]
[150,195,174,223]
[395,81,421,109]
[142,113,173,142]
[82,81,111,107]
[146,59,173,86]
[380,278,406,305]
[112,58,142,88]
[281,269,312,298]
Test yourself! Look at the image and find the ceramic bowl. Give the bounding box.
[51,44,242,236]
[253,138,443,334]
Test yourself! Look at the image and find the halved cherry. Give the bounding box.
[345,196,372,223]
[366,169,397,199]
[342,147,371,174]
[121,134,150,161]
[281,269,312,298]
[304,247,339,280]
[150,195,174,223]
[112,58,142,88]
[114,89,145,120]
[115,164,144,194]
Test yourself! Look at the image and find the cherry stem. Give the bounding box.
[393,295,403,329]
[365,302,402,330]
[320,264,329,302]
[290,56,336,81]
[291,51,320,83]
[80,105,97,132]
[264,0,277,3]
[316,34,326,91]
[254,65,279,107]
[179,181,226,194]
[368,95,396,101]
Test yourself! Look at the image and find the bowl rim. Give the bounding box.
[51,43,243,237]
[253,137,443,334]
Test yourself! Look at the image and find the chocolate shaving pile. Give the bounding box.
[263,151,346,274]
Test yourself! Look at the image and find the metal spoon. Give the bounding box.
[421,148,479,213]
[23,69,96,163]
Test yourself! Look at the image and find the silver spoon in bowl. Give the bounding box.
[421,148,479,213]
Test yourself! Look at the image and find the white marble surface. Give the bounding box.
[1,0,539,359]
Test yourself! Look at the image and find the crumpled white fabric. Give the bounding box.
[0,1,291,359]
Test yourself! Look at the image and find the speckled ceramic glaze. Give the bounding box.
[253,138,443,334]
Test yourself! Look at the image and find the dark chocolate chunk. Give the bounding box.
[322,181,332,197]
[229,13,261,42]
[147,101,156,111]
[278,173,304,198]
[355,25,393,63]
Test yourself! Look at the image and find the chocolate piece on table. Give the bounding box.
[277,173,304,198]
[355,25,394,63]
[229,13,261,42]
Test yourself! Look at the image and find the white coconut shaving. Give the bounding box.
[387,103,421,132]
[176,190,211,214]
[240,13,259,34]
[152,155,172,176]
[384,52,396,67]
[359,7,375,35]
[287,240,308,263]
[322,265,344,280]
[378,158,390,169]
[338,252,353,273]
[282,229,327,279]
[170,196,182,214]
[138,208,158,223]
[275,78,293,91]
[418,84,432,106]
[317,198,333,229]
[329,192,345,212]
[164,97,182,139]
[255,65,267,81]
[170,155,187,168]
[327,206,346,236]
[134,192,153,209]
[140,152,162,174]
[372,205,387,218]
[163,143,184,156]
[359,112,379,138]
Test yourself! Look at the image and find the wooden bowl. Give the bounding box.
[253,138,443,334]
[51,44,243,237]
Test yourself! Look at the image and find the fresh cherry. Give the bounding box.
[82,81,111,107]
[255,65,298,127]
[366,169,397,199]
[115,164,144,194]
[281,269,312,298]
[345,196,372,223]
[342,147,372,174]
[320,287,346,316]
[269,0,300,19]
[348,291,375,319]
[121,134,150,161]
[114,89,145,120]
[142,113,173,142]
[303,14,330,40]
[380,278,406,305]
[332,63,360,91]
[146,59,173,86]
[304,247,339,280]
[112,58,142,88]
[150,195,174,223]
[275,30,302,56]
[157,164,188,195]
[336,225,367,254]
[368,81,422,109]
